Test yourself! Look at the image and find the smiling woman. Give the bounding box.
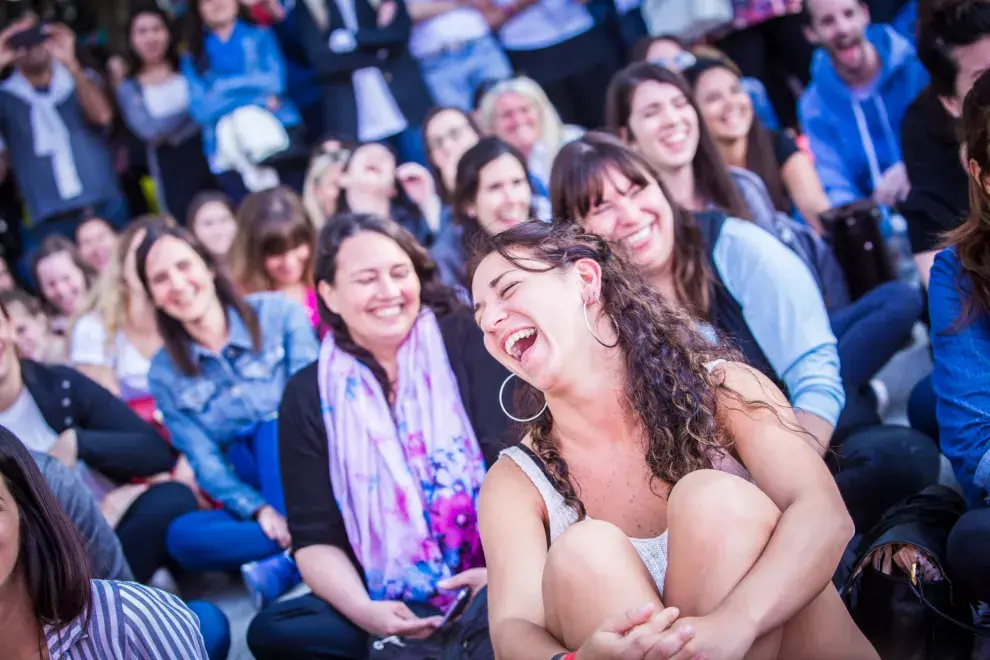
[247,213,513,659]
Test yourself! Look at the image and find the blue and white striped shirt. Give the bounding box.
[45,580,208,659]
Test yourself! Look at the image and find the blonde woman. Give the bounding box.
[302,145,351,228]
[69,215,170,401]
[476,76,584,189]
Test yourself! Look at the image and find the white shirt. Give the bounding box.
[331,0,408,141]
[143,75,191,119]
[70,313,153,401]
[406,3,490,59]
[497,0,594,51]
[0,388,58,453]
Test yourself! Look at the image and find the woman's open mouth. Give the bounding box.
[503,327,538,361]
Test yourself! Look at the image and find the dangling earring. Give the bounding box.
[499,373,547,423]
[584,297,619,348]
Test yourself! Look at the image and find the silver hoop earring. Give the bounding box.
[584,298,619,348]
[499,373,547,423]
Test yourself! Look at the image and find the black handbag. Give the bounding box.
[369,588,494,660]
[840,486,988,660]
[821,200,896,301]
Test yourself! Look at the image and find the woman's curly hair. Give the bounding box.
[468,220,740,517]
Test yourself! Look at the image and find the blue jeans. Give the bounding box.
[166,419,284,571]
[188,600,231,660]
[418,34,513,111]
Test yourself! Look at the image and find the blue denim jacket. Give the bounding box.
[930,248,990,506]
[148,293,318,518]
[181,21,301,172]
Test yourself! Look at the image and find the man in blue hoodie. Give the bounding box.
[799,0,929,208]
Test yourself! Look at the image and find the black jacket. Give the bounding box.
[292,0,432,138]
[20,360,175,482]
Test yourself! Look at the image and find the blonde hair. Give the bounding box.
[477,76,567,162]
[72,214,174,352]
[302,153,343,229]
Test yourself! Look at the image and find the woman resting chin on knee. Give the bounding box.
[470,221,878,660]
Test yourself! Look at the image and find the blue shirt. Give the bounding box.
[930,248,990,506]
[182,20,301,172]
[148,293,318,518]
[46,580,208,659]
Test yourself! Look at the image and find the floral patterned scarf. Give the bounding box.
[317,309,487,605]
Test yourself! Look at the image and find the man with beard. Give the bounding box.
[799,0,929,209]
[0,16,126,276]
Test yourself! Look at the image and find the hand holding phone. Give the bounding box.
[436,586,471,631]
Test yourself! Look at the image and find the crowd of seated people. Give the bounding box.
[3,0,990,657]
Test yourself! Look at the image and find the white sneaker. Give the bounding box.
[870,378,890,418]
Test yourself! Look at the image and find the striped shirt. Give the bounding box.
[45,580,209,659]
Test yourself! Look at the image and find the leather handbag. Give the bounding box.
[820,200,895,301]
[369,589,494,660]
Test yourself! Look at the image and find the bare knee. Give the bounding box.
[668,469,780,540]
[544,519,640,588]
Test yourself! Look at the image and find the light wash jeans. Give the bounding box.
[418,33,513,111]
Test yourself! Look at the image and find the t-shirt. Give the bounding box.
[0,388,59,453]
[900,88,969,254]
[69,313,153,401]
[770,129,800,169]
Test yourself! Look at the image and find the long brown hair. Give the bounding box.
[682,57,791,214]
[549,132,713,320]
[231,187,317,294]
[605,62,750,221]
[946,67,990,330]
[135,224,262,377]
[467,221,737,516]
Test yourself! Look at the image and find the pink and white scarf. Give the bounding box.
[318,309,487,604]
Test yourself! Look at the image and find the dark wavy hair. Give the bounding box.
[549,132,713,320]
[682,57,791,214]
[314,213,463,398]
[0,426,93,630]
[136,223,261,377]
[918,0,990,99]
[124,6,180,75]
[467,221,737,516]
[605,62,750,221]
[453,137,536,258]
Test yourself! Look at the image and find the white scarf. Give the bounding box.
[1,62,82,200]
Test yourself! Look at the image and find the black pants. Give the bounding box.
[506,26,620,129]
[715,14,815,129]
[831,425,941,534]
[76,431,176,484]
[116,482,198,584]
[947,507,990,603]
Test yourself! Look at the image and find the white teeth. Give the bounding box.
[504,328,536,358]
[624,225,652,246]
[374,306,401,318]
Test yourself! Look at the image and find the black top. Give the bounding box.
[279,310,515,571]
[900,89,969,254]
[770,129,800,169]
[20,360,175,482]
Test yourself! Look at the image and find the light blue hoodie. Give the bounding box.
[799,25,929,206]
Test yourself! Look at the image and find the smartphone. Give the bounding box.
[436,587,471,630]
[9,25,48,50]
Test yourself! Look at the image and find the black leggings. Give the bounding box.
[116,482,198,583]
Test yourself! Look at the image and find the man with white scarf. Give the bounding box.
[0,17,125,279]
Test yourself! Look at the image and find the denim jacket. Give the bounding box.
[148,293,318,518]
[930,248,990,506]
[181,20,301,171]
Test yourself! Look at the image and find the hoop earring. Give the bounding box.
[499,373,547,423]
[584,298,619,349]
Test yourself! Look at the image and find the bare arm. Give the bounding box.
[780,152,828,234]
[296,545,375,624]
[480,459,569,660]
[709,362,853,638]
[407,0,465,23]
[915,249,937,289]
[47,24,114,128]
[794,409,833,457]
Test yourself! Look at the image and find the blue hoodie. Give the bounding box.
[799,25,929,206]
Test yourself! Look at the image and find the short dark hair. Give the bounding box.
[135,223,262,377]
[123,6,180,74]
[0,425,93,628]
[918,0,990,98]
[801,0,867,25]
[313,213,462,398]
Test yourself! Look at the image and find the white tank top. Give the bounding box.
[501,445,670,595]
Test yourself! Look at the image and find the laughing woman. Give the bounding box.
[248,213,512,659]
[470,220,877,660]
[139,224,319,575]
